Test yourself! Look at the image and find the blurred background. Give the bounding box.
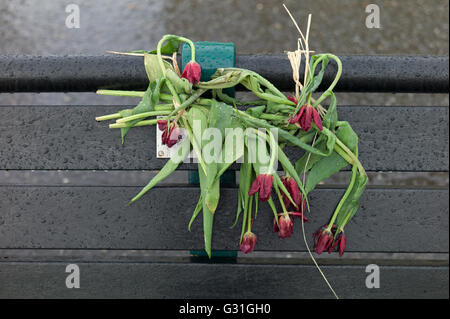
[0,0,448,186]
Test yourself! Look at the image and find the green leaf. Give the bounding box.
[209,99,233,139]
[199,69,250,90]
[198,163,216,258]
[322,92,338,129]
[188,194,203,231]
[308,55,330,92]
[304,151,347,194]
[205,164,220,213]
[238,151,253,242]
[267,196,279,223]
[215,118,244,179]
[119,79,164,143]
[135,40,181,61]
[294,133,333,175]
[245,105,266,118]
[266,101,292,114]
[238,114,329,157]
[144,53,173,83]
[335,121,358,151]
[128,137,190,204]
[304,122,358,194]
[273,173,297,209]
[336,171,368,230]
[231,191,243,228]
[148,38,181,55]
[186,106,209,176]
[215,90,265,106]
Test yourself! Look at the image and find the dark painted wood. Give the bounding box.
[1,55,448,93]
[0,106,448,171]
[0,186,447,252]
[0,262,447,298]
[2,249,447,266]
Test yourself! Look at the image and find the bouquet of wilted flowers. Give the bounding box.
[96,34,368,259]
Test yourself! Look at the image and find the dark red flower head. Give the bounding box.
[248,174,273,202]
[287,96,298,104]
[273,211,308,238]
[313,225,334,255]
[157,120,181,148]
[157,119,168,131]
[181,61,201,84]
[281,176,306,211]
[240,231,257,254]
[288,104,323,132]
[328,232,347,257]
[276,214,294,238]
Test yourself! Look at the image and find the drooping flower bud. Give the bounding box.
[289,104,323,132]
[281,176,305,211]
[157,119,168,131]
[240,231,257,254]
[181,61,201,84]
[273,211,308,238]
[277,214,294,238]
[158,120,181,148]
[248,174,274,202]
[328,232,347,257]
[313,225,334,255]
[287,95,298,104]
[339,233,347,257]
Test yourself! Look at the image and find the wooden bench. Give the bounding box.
[0,55,448,298]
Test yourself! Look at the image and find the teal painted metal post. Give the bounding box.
[182,41,237,188]
[183,42,238,259]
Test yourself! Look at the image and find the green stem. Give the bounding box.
[326,163,357,232]
[320,126,366,177]
[116,110,171,123]
[96,113,121,121]
[109,118,160,128]
[96,105,173,123]
[260,114,287,121]
[160,93,174,101]
[196,98,213,106]
[274,182,288,214]
[254,91,295,106]
[156,36,184,106]
[339,207,356,231]
[167,89,207,118]
[267,130,278,174]
[307,92,312,105]
[312,54,342,107]
[155,104,174,111]
[267,197,279,224]
[223,68,290,101]
[96,90,145,98]
[247,195,253,232]
[333,143,354,165]
[156,35,197,74]
[335,137,366,176]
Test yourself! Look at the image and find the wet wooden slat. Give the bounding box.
[0,105,448,171]
[0,262,447,298]
[0,186,447,252]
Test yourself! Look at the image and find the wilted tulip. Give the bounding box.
[248,174,274,202]
[181,61,201,84]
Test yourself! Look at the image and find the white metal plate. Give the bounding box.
[155,116,192,159]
